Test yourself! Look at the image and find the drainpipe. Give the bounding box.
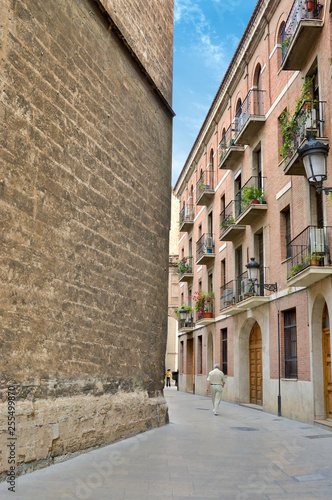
[278,309,282,416]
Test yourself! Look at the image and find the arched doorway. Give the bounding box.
[322,305,332,418]
[249,322,263,405]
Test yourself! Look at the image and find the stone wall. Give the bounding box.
[0,0,173,477]
[97,0,174,105]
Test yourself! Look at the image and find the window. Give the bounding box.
[284,309,297,378]
[180,341,184,373]
[281,207,291,260]
[221,259,226,287]
[197,335,203,374]
[221,328,228,375]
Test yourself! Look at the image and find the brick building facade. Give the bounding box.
[174,0,332,425]
[0,0,173,477]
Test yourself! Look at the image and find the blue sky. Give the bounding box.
[172,0,257,186]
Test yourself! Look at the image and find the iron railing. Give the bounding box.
[196,167,214,202]
[218,121,241,164]
[220,281,236,310]
[220,269,276,311]
[284,101,326,161]
[234,89,266,138]
[179,202,194,227]
[178,256,193,280]
[281,0,323,62]
[179,314,195,330]
[286,225,332,279]
[235,176,266,216]
[219,201,237,238]
[196,233,214,262]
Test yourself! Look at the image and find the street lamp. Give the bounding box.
[179,305,187,329]
[245,257,278,293]
[298,132,330,194]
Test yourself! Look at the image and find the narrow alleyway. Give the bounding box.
[1,388,332,499]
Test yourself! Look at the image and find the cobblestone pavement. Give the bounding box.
[1,388,332,499]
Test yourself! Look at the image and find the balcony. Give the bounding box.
[235,270,276,310]
[218,122,245,171]
[179,202,194,233]
[219,201,245,242]
[234,176,268,226]
[196,166,214,206]
[196,233,215,265]
[283,100,328,176]
[220,272,277,315]
[178,315,195,334]
[281,0,324,71]
[178,256,194,283]
[220,281,242,316]
[234,89,266,145]
[286,225,332,287]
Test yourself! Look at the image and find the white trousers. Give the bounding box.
[211,385,223,412]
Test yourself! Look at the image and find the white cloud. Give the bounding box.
[174,0,226,71]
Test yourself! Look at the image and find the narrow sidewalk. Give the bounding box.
[1,388,332,499]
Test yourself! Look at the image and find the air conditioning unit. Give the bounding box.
[241,278,257,296]
[309,227,325,254]
[223,288,233,306]
[238,112,249,131]
[204,236,214,252]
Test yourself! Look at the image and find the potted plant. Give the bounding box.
[302,253,320,266]
[220,215,235,228]
[241,185,263,209]
[192,291,207,320]
[305,0,313,12]
[204,290,214,318]
[198,180,207,190]
[289,263,304,278]
[177,258,192,274]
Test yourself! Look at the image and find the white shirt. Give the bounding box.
[207,368,225,385]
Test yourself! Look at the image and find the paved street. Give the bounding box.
[1,388,332,499]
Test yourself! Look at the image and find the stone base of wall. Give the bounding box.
[0,391,168,480]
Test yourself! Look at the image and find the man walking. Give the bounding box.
[206,363,225,415]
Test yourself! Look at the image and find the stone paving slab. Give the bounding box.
[1,388,332,499]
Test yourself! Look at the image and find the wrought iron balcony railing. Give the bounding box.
[220,270,277,311]
[219,201,238,238]
[196,233,214,262]
[283,100,326,161]
[235,176,266,213]
[179,202,194,230]
[281,0,323,63]
[220,281,236,310]
[234,89,265,139]
[286,225,332,279]
[177,256,193,280]
[179,314,195,330]
[218,122,240,161]
[196,167,214,204]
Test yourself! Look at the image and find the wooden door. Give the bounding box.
[249,322,263,405]
[187,339,194,392]
[323,327,332,419]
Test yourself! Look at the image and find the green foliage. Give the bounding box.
[241,185,264,208]
[220,215,235,228]
[279,76,315,160]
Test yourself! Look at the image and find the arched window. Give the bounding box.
[277,21,285,67]
[253,63,262,115]
[209,149,214,169]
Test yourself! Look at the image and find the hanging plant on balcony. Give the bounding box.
[279,76,315,160]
